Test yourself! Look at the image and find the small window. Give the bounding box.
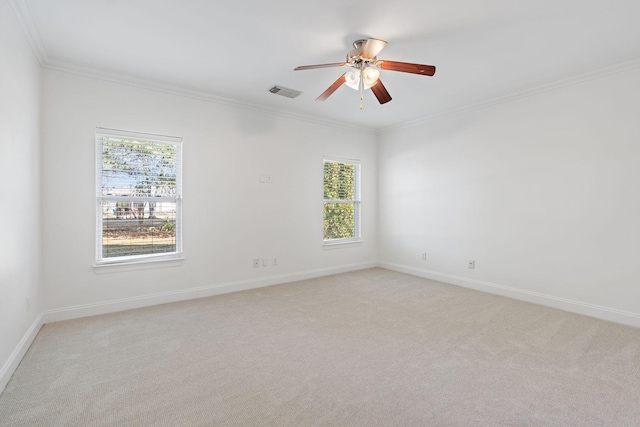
[323,158,361,244]
[96,128,182,264]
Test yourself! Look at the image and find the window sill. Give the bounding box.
[94,256,185,274]
[323,239,363,250]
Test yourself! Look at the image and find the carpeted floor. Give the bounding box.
[1,268,640,426]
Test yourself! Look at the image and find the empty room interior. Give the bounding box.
[2,0,640,425]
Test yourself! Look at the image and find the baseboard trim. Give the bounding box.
[42,261,377,323]
[378,261,640,328]
[0,314,44,394]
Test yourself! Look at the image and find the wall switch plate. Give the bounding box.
[273,258,278,266]
[262,258,268,267]
[253,259,260,268]
[468,260,475,269]
[421,252,427,260]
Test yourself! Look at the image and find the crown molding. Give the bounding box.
[42,53,640,138]
[6,0,48,65]
[10,0,637,137]
[5,0,372,136]
[379,56,640,135]
[42,60,376,136]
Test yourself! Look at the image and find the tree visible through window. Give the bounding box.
[96,129,182,263]
[323,158,361,242]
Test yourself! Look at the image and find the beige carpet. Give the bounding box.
[1,268,640,426]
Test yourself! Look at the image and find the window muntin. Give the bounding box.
[96,129,182,264]
[323,158,361,243]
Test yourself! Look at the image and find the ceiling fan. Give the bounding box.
[294,38,436,106]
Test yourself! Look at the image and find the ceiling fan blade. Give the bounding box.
[361,38,387,59]
[316,74,346,101]
[294,62,348,71]
[370,79,392,104]
[375,60,436,76]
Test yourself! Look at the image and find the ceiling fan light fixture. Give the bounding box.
[344,69,360,90]
[345,66,379,91]
[362,66,380,87]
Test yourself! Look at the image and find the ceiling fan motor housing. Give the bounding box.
[347,39,376,67]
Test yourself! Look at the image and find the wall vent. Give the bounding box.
[269,85,302,99]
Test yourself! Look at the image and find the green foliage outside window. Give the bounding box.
[323,161,358,240]
[324,203,355,240]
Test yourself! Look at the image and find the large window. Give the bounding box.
[96,128,182,264]
[323,158,361,244]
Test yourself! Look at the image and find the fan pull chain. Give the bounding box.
[359,69,364,110]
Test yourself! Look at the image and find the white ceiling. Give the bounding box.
[15,0,640,130]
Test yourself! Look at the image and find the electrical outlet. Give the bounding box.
[421,252,427,260]
[468,260,475,269]
[262,258,268,267]
[253,259,260,268]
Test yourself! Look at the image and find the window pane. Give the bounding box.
[101,138,177,197]
[323,161,355,200]
[97,130,182,264]
[324,203,355,240]
[101,200,176,259]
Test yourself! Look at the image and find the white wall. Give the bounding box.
[40,69,377,318]
[0,0,43,390]
[378,66,640,326]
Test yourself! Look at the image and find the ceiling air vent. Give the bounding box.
[269,85,302,99]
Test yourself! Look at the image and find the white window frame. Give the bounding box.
[95,128,183,265]
[323,157,362,246]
